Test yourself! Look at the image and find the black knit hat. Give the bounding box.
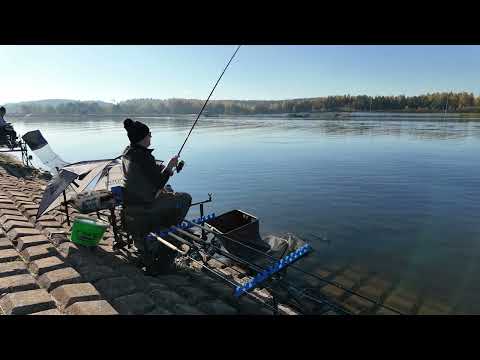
[124,118,150,143]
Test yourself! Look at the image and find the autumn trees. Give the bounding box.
[8,92,479,115]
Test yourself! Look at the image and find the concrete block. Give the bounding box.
[51,283,101,309]
[383,292,418,315]
[0,289,56,315]
[94,277,137,300]
[0,261,28,278]
[343,294,375,315]
[35,221,62,230]
[35,215,59,222]
[0,274,39,294]
[0,203,21,210]
[19,204,39,212]
[16,235,49,251]
[65,300,118,315]
[77,264,117,283]
[332,275,356,289]
[0,249,19,263]
[113,293,155,315]
[0,214,29,223]
[23,209,39,218]
[0,239,13,250]
[28,256,66,276]
[20,244,58,262]
[0,209,23,218]
[320,284,346,300]
[38,267,82,291]
[29,309,62,315]
[7,191,28,197]
[7,227,42,242]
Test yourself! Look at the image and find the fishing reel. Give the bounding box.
[176,160,185,173]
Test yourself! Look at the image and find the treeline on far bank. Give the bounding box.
[7,92,480,115]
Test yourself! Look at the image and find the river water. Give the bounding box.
[9,113,480,313]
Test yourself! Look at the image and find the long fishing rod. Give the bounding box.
[149,231,278,313]
[175,45,241,173]
[175,222,351,314]
[151,222,344,314]
[185,220,405,315]
[154,227,350,314]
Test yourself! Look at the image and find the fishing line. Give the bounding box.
[170,224,351,314]
[175,45,241,172]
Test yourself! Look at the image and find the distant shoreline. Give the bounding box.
[5,92,479,117]
[8,111,480,121]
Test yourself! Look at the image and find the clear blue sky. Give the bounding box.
[1,45,479,103]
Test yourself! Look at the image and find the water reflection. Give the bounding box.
[14,114,480,141]
[297,120,479,140]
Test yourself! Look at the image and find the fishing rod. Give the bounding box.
[175,45,242,173]
[152,226,350,314]
[175,222,351,314]
[151,221,347,314]
[149,231,280,314]
[185,220,405,315]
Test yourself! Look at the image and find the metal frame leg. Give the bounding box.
[63,191,70,226]
[200,203,207,240]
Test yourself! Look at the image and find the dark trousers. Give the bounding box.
[124,191,192,257]
[147,191,192,230]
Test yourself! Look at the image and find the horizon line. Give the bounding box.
[3,91,478,105]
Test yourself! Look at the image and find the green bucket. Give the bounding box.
[70,217,108,247]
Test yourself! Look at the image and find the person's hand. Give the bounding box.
[167,155,179,172]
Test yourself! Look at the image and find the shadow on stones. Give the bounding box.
[0,155,52,181]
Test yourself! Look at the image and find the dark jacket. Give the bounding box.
[122,144,172,206]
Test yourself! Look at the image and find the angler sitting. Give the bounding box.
[0,107,18,145]
[121,118,192,270]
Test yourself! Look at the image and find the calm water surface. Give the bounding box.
[10,114,480,313]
